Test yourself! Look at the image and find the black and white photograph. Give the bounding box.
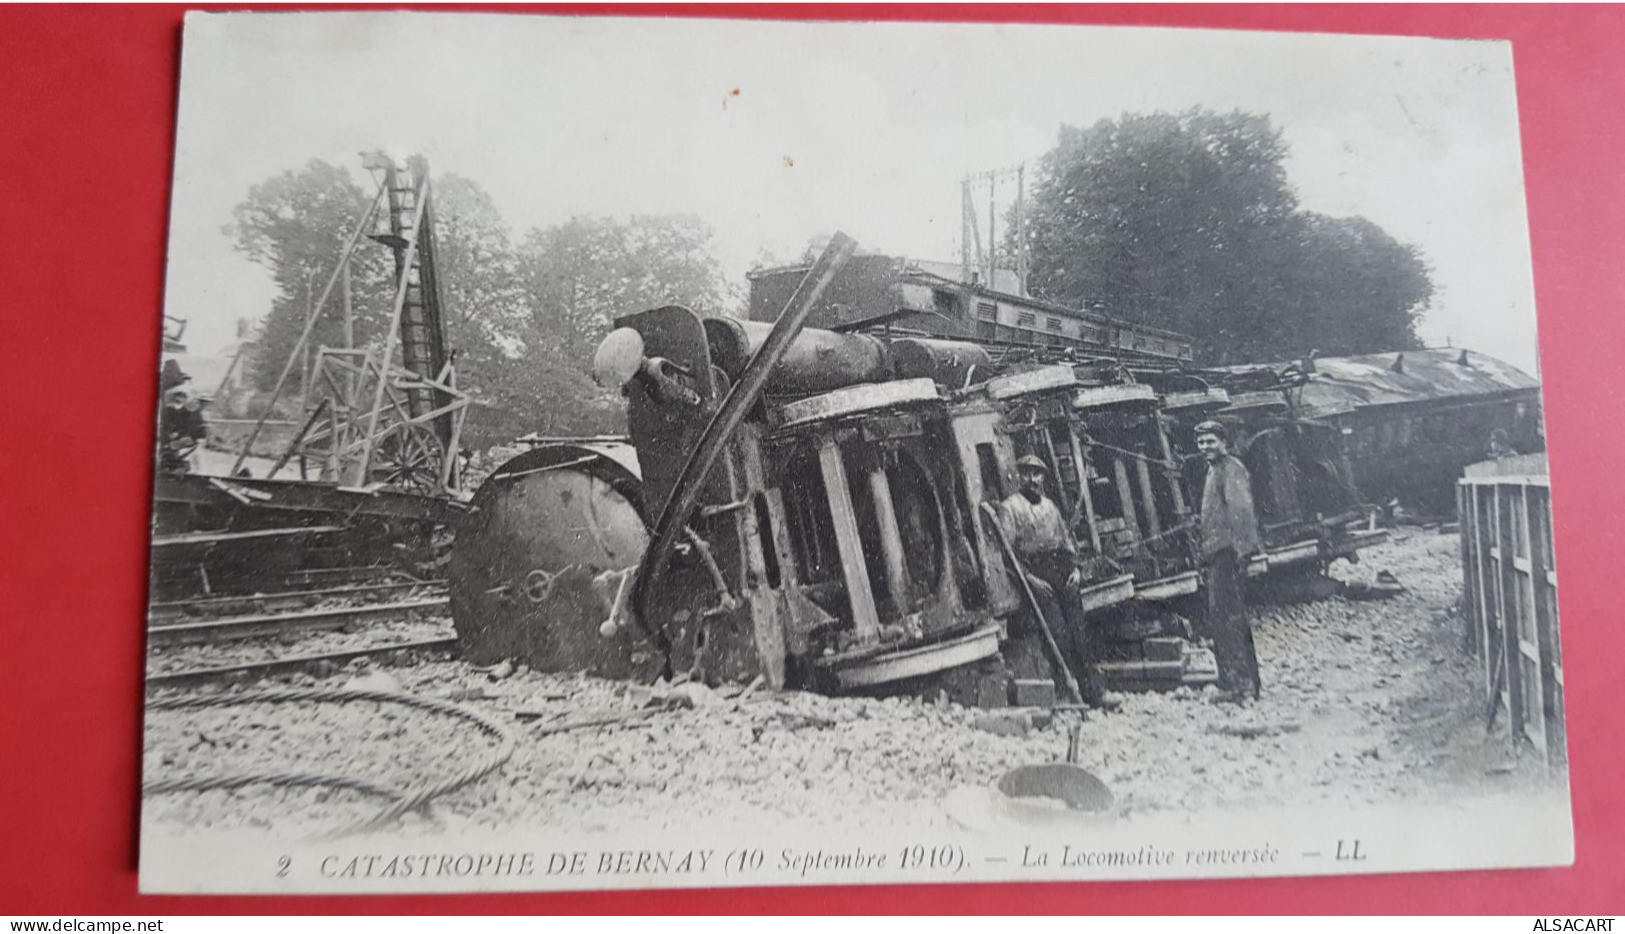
[140,12,1571,893]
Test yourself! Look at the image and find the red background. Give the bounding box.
[2,3,1620,914]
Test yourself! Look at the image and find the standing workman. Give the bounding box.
[1193,420,1264,702]
[1000,454,1121,710]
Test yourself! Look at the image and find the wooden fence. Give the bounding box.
[1457,458,1565,766]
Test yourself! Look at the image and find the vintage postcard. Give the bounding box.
[141,12,1570,893]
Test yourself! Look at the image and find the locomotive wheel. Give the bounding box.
[372,425,445,495]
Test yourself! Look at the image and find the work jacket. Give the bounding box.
[1000,491,1076,560]
[1200,454,1263,559]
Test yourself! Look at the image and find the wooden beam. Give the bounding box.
[438,366,463,491]
[152,525,346,547]
[867,462,912,616]
[1040,424,1072,516]
[1136,452,1163,542]
[1494,485,1528,754]
[1156,417,1188,516]
[269,397,331,479]
[818,438,881,644]
[230,187,386,478]
[1113,456,1141,545]
[1068,428,1101,552]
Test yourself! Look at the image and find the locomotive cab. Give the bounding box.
[760,380,1001,690]
[594,305,1002,692]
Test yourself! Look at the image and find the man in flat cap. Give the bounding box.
[1194,419,1264,701]
[1000,454,1119,710]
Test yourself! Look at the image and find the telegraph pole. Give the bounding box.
[961,163,1029,294]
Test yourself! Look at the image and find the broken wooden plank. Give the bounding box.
[151,525,347,547]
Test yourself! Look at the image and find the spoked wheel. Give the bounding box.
[371,424,446,494]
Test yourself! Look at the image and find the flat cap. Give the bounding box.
[1193,419,1228,441]
[1015,454,1049,473]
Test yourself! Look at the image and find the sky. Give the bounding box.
[164,12,1540,373]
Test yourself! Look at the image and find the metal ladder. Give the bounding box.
[364,153,449,437]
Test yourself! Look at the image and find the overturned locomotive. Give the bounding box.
[452,306,1015,692]
[448,308,1387,697]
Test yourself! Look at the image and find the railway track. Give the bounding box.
[146,576,458,685]
[150,565,430,607]
[146,596,450,646]
[145,636,459,687]
[276,565,411,586]
[148,579,447,625]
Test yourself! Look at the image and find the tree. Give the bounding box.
[226,160,395,393]
[228,163,739,447]
[433,173,527,336]
[491,214,737,439]
[518,214,736,358]
[1282,214,1430,356]
[425,173,542,447]
[1018,108,1429,362]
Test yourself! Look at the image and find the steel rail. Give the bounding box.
[148,579,447,623]
[276,566,406,587]
[147,597,450,645]
[144,636,458,686]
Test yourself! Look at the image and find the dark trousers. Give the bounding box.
[1022,550,1109,705]
[1205,547,1260,698]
